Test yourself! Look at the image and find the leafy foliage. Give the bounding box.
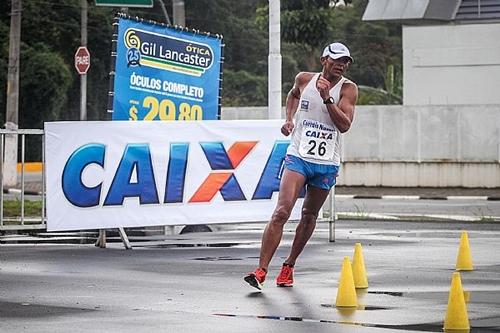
[0,0,403,148]
[19,44,72,128]
[19,44,72,160]
[222,69,267,106]
[280,0,333,50]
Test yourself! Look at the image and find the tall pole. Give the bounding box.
[268,0,282,119]
[173,0,185,26]
[4,0,22,187]
[80,0,88,121]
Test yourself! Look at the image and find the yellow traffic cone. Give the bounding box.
[463,290,471,303]
[444,272,470,331]
[456,231,473,271]
[335,256,357,308]
[352,243,368,289]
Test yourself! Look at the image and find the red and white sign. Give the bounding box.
[74,46,90,74]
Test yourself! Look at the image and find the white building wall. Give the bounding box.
[403,23,500,105]
[222,105,500,187]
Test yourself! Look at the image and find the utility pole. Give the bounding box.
[173,0,185,26]
[4,0,22,187]
[268,0,282,119]
[80,0,88,121]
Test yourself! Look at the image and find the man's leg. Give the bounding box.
[258,168,306,271]
[284,185,330,266]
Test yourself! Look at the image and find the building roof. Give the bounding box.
[362,0,500,22]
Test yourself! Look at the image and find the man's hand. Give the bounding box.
[316,75,331,100]
[281,120,294,136]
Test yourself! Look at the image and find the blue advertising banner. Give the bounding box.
[111,16,223,120]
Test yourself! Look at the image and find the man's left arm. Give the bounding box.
[326,83,358,133]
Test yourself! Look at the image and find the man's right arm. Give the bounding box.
[281,72,312,136]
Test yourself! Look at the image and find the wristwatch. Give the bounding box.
[323,97,334,104]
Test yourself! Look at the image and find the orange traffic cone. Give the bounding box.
[352,243,368,289]
[335,257,357,308]
[444,272,470,331]
[456,231,473,271]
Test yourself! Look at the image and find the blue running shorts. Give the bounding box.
[283,154,339,190]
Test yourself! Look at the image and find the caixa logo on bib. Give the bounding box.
[61,141,290,208]
[124,28,214,77]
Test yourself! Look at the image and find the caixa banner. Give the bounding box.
[109,15,224,121]
[44,121,303,231]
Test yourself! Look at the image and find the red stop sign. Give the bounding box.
[74,46,90,74]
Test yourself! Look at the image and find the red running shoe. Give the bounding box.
[276,263,294,287]
[244,268,267,290]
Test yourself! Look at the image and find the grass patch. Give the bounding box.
[2,199,43,217]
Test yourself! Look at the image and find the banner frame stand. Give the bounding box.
[328,189,336,242]
[95,228,133,249]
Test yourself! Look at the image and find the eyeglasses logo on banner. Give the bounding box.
[61,141,290,208]
[124,28,214,77]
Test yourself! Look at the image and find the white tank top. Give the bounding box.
[287,73,348,165]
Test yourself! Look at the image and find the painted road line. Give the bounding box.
[343,195,492,201]
[335,195,355,199]
[381,195,420,200]
[338,212,400,220]
[337,212,500,222]
[447,196,488,200]
[421,214,483,222]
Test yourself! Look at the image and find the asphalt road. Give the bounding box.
[1,220,500,332]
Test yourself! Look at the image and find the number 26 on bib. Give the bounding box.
[298,131,336,161]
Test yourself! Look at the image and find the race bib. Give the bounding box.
[298,119,337,161]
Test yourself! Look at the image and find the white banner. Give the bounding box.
[45,120,303,231]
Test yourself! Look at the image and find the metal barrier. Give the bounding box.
[0,129,46,231]
[0,128,337,242]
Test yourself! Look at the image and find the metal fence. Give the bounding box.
[0,129,46,231]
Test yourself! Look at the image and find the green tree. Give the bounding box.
[19,44,72,160]
[130,0,270,108]
[222,69,267,106]
[257,0,402,103]
[330,0,402,91]
[19,44,72,128]
[0,0,404,136]
[0,0,115,125]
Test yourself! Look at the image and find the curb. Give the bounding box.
[17,162,43,173]
[336,194,500,201]
[3,188,43,196]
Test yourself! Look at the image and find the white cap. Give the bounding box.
[322,42,353,63]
